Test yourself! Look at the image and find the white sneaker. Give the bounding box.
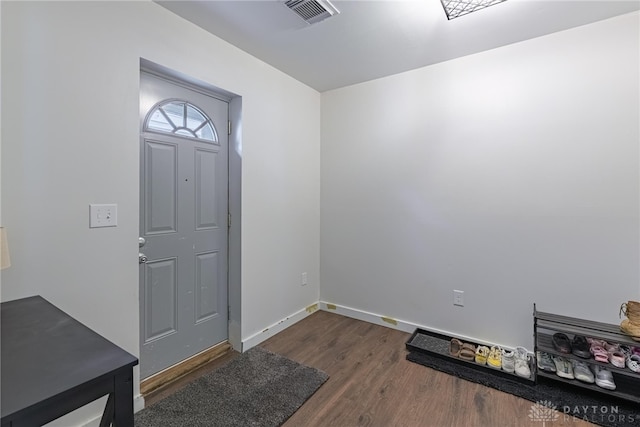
[536,351,556,372]
[552,356,574,380]
[572,360,594,383]
[502,349,515,373]
[514,346,531,378]
[594,365,616,390]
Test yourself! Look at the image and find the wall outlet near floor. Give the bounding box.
[301,272,308,286]
[453,290,464,307]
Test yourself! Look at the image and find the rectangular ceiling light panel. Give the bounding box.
[441,0,507,20]
[285,0,340,25]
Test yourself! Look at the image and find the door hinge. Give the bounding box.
[228,306,231,320]
[227,212,232,228]
[228,120,232,135]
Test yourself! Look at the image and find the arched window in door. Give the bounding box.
[145,99,218,143]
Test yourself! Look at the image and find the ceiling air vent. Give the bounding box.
[284,0,340,25]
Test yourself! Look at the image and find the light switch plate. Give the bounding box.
[90,204,118,228]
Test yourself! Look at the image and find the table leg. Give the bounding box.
[113,369,134,427]
[99,394,115,427]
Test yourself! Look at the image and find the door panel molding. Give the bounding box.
[195,251,220,323]
[194,148,219,230]
[143,140,178,235]
[143,258,178,342]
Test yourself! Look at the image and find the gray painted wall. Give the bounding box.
[321,11,639,350]
[1,2,320,425]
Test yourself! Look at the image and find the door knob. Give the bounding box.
[139,237,146,248]
[139,253,148,264]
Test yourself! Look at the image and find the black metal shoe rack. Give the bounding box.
[534,303,640,403]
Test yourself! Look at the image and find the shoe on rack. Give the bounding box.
[475,346,489,365]
[536,351,556,372]
[610,351,626,368]
[552,355,574,380]
[590,344,609,363]
[487,346,502,370]
[593,365,616,390]
[605,342,620,353]
[627,354,640,373]
[514,346,531,378]
[572,360,595,383]
[587,337,607,348]
[619,345,632,357]
[571,335,591,359]
[449,338,463,357]
[502,349,515,373]
[459,343,476,361]
[552,333,572,354]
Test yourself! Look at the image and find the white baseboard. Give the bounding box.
[241,302,320,351]
[134,394,145,413]
[319,301,419,334]
[318,301,515,351]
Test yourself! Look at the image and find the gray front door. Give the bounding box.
[139,72,229,379]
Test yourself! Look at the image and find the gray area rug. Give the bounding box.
[135,347,329,427]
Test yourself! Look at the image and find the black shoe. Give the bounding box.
[552,333,572,354]
[571,335,591,359]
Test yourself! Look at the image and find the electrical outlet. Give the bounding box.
[453,290,464,307]
[301,272,308,286]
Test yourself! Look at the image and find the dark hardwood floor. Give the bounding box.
[145,310,594,426]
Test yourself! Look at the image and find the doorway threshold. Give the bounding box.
[141,341,233,397]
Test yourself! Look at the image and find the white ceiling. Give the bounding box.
[156,0,639,92]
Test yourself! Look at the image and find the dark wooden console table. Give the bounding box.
[1,296,138,427]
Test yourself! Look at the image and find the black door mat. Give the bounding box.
[407,350,639,427]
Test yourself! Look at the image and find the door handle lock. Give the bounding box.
[139,253,148,264]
